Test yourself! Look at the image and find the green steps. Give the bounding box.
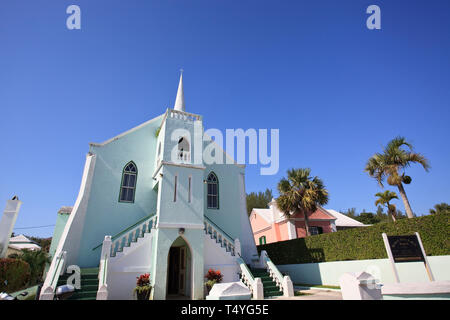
[57,268,99,300]
[250,268,283,298]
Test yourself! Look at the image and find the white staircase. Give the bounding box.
[93,214,157,259]
[204,217,240,257]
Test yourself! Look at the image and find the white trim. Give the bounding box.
[89,114,164,147]
[157,222,204,229]
[253,225,272,235]
[40,153,97,299]
[160,161,205,170]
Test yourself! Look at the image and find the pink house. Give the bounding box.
[249,200,338,245]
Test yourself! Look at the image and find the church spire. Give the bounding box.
[174,70,185,112]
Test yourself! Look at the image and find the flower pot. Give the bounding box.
[135,288,151,300]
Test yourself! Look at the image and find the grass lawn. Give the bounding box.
[10,285,39,300]
[294,283,341,290]
[294,291,313,296]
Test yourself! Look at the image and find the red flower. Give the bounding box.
[136,273,150,287]
[204,269,223,283]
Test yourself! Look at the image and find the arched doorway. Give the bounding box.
[166,236,192,299]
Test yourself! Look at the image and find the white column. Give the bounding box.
[282,276,294,297]
[0,197,22,258]
[252,278,264,300]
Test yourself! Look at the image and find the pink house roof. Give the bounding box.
[250,200,336,224]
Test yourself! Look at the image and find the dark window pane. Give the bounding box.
[121,188,128,201]
[207,196,212,208]
[127,189,135,202]
[128,174,136,187]
[123,174,130,187]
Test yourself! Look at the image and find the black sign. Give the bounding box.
[387,235,425,263]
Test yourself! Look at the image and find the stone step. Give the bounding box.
[68,290,97,300]
[265,291,283,297]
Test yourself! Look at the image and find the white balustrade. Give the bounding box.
[109,215,157,257]
[260,250,294,297]
[237,257,264,300]
[204,219,235,256]
[169,109,201,122]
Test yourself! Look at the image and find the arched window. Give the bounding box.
[178,137,190,161]
[119,161,137,203]
[207,172,219,209]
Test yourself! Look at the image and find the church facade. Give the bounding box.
[40,74,265,300]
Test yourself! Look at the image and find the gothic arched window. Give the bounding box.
[207,172,219,209]
[119,161,137,203]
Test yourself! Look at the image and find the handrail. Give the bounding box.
[39,250,66,300]
[237,257,263,300]
[92,214,156,251]
[261,251,294,297]
[99,254,108,286]
[204,216,235,255]
[265,257,284,290]
[237,257,254,282]
[50,251,66,289]
[96,236,111,300]
[204,216,234,243]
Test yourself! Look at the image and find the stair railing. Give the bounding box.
[92,214,157,257]
[39,250,67,300]
[96,236,111,300]
[260,250,294,297]
[204,217,236,256]
[237,257,263,300]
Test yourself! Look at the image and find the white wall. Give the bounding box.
[204,234,240,283]
[107,233,153,300]
[277,255,450,286]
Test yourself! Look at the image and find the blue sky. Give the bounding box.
[1,0,449,237]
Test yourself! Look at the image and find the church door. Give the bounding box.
[167,246,187,296]
[178,247,186,295]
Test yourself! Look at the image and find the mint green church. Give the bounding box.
[39,74,289,300]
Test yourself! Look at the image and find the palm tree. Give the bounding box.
[276,168,329,236]
[365,136,430,219]
[375,190,399,222]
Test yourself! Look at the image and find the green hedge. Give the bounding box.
[257,212,450,265]
[0,258,31,293]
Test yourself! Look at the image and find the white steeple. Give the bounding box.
[174,70,185,112]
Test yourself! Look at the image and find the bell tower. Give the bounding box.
[151,72,206,299]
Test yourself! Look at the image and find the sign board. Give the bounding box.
[382,232,435,283]
[386,235,425,263]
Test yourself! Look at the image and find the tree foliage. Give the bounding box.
[429,203,450,215]
[276,168,328,236]
[365,136,430,218]
[246,188,273,216]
